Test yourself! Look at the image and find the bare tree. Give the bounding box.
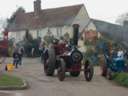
[116,13,128,25]
[7,7,25,24]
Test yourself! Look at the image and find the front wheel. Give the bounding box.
[44,59,55,76]
[57,59,66,81]
[84,61,94,81]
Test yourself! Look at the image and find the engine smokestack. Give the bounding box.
[72,24,79,46]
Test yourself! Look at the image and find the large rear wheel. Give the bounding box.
[57,59,66,81]
[44,45,56,76]
[44,59,55,76]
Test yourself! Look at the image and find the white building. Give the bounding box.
[7,0,96,43]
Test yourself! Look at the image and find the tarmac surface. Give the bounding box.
[0,57,128,96]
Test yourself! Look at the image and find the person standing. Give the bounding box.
[13,44,20,68]
[39,41,45,55]
[13,48,20,68]
[43,31,54,46]
[18,46,24,66]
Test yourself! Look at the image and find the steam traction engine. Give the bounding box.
[43,24,94,81]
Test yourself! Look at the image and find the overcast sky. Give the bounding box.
[0,0,128,23]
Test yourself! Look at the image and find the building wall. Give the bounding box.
[39,26,73,40]
[38,27,59,39]
[9,29,39,43]
[9,30,25,43]
[61,26,73,38]
[9,6,93,42]
[9,25,73,42]
[9,22,94,43]
[86,22,96,30]
[72,6,96,41]
[29,30,38,39]
[72,6,90,32]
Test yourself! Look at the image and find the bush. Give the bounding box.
[23,30,41,57]
[113,72,128,87]
[31,38,40,57]
[23,38,40,57]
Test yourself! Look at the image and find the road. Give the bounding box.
[0,58,128,96]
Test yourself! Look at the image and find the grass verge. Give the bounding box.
[0,73,24,87]
[113,72,128,87]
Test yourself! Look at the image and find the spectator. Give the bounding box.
[13,48,20,68]
[39,41,46,62]
[31,47,35,57]
[116,48,124,60]
[124,50,128,59]
[43,31,54,46]
[18,46,24,65]
[39,41,45,56]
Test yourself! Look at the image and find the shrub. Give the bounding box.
[113,72,128,87]
[23,30,40,57]
[23,38,40,57]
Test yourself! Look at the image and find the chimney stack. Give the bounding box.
[34,0,41,16]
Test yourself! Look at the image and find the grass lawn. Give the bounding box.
[0,74,24,87]
[113,72,128,87]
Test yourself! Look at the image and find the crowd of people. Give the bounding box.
[0,29,127,72]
